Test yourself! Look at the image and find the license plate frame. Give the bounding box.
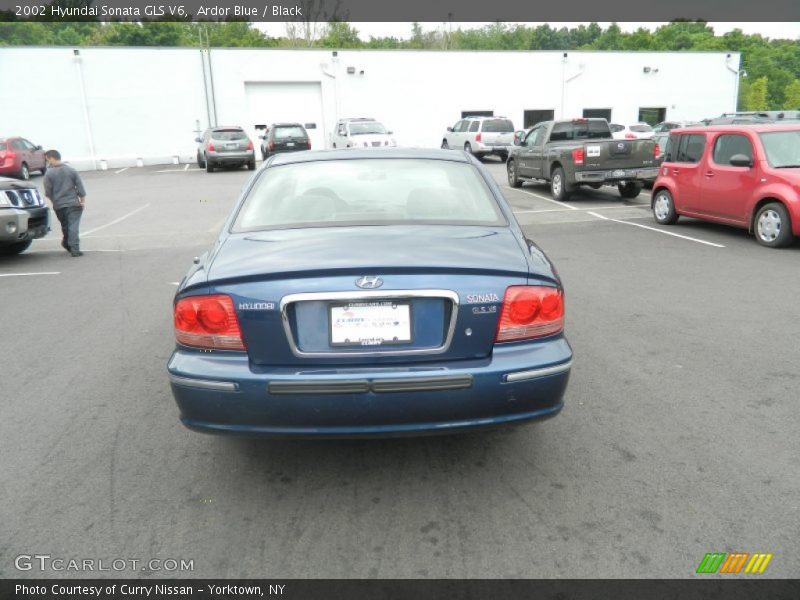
[329,301,413,347]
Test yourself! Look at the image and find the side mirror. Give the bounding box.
[34,145,42,151]
[194,137,203,143]
[446,127,453,132]
[729,154,753,168]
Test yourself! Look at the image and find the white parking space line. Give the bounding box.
[514,205,649,214]
[0,272,60,278]
[82,203,151,237]
[183,164,189,171]
[587,212,725,248]
[502,185,579,210]
[114,167,129,174]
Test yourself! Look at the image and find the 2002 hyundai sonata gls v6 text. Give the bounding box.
[167,149,573,437]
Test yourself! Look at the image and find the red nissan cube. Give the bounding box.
[651,124,800,247]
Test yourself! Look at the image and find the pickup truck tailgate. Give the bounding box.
[583,139,656,169]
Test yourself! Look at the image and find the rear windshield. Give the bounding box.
[549,120,610,141]
[349,122,387,135]
[273,126,307,140]
[630,124,654,133]
[232,159,506,232]
[481,119,514,133]
[211,129,247,141]
[609,124,625,132]
[759,131,800,168]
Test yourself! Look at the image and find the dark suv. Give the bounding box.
[0,176,50,255]
[260,123,311,160]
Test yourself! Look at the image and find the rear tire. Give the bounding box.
[618,182,642,199]
[464,142,473,156]
[507,160,522,188]
[0,239,32,255]
[19,163,30,181]
[652,189,678,225]
[205,157,214,173]
[197,152,206,168]
[550,167,572,201]
[754,202,793,248]
[247,160,256,171]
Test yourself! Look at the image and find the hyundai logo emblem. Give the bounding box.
[355,276,383,289]
[617,143,625,149]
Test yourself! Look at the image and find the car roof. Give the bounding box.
[671,123,800,134]
[341,118,377,122]
[271,123,305,127]
[269,147,471,166]
[462,115,509,120]
[211,126,244,131]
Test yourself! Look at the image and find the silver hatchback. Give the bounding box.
[196,126,256,173]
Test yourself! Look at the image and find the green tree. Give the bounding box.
[743,76,769,110]
[784,80,800,109]
[319,21,362,48]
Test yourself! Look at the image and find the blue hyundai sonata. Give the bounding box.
[167,148,572,437]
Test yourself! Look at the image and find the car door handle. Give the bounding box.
[672,169,680,175]
[704,171,715,178]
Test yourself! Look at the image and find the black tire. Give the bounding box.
[261,148,267,161]
[550,167,572,201]
[652,189,678,225]
[507,159,522,188]
[441,139,449,149]
[40,162,47,175]
[18,163,30,181]
[247,160,256,171]
[0,239,32,255]
[197,152,206,168]
[588,183,602,190]
[498,152,508,162]
[618,182,642,199]
[464,142,473,156]
[205,157,214,173]
[754,202,793,248]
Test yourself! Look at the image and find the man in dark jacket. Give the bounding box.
[43,150,86,257]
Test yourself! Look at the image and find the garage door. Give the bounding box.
[244,82,325,151]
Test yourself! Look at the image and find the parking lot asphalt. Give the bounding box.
[1,159,798,578]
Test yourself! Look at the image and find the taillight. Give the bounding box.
[246,140,254,150]
[207,142,216,152]
[495,286,564,343]
[475,133,482,143]
[654,143,661,158]
[307,140,311,149]
[625,133,636,139]
[572,148,584,166]
[174,294,245,351]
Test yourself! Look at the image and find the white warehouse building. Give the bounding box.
[0,47,741,170]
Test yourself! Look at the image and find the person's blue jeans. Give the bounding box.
[55,206,83,252]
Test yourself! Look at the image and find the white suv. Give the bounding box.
[331,118,397,149]
[441,116,516,160]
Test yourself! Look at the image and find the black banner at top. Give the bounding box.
[1,0,799,22]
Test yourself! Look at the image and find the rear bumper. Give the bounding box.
[167,337,572,438]
[208,151,255,164]
[474,144,511,156]
[575,167,659,183]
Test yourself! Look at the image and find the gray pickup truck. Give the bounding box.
[506,118,659,201]
[0,177,49,255]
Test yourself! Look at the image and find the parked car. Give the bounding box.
[331,118,396,149]
[441,116,515,160]
[168,148,572,437]
[610,123,655,140]
[0,176,50,255]
[704,115,774,126]
[260,123,311,160]
[195,126,255,173]
[653,121,703,133]
[507,118,659,200]
[651,124,800,247]
[0,137,47,181]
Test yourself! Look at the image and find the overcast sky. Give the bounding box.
[257,22,800,41]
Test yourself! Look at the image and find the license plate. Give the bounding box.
[612,169,626,178]
[226,143,237,149]
[286,142,295,147]
[330,301,412,347]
